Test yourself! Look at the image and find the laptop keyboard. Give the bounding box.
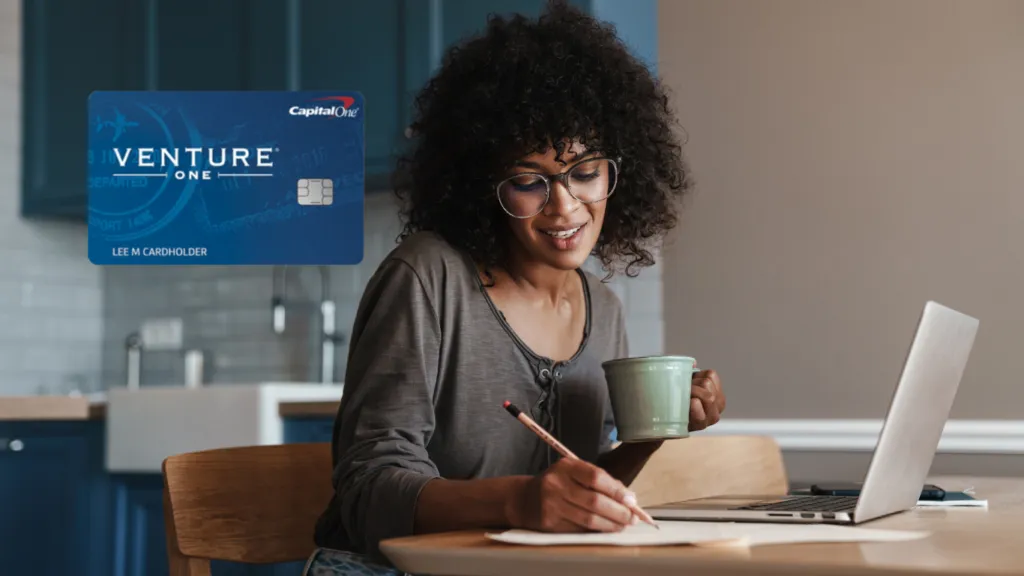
[737,495,859,512]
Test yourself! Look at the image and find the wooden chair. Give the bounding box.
[627,435,789,507]
[162,443,334,576]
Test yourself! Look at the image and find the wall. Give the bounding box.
[101,195,665,388]
[0,0,103,396]
[658,0,1024,478]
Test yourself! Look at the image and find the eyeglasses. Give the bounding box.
[496,156,621,219]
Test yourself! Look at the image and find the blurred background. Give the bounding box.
[660,0,1024,479]
[2,0,1023,574]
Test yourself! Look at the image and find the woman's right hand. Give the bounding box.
[507,458,638,532]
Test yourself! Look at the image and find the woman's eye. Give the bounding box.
[509,176,546,192]
[516,183,544,192]
[573,170,600,181]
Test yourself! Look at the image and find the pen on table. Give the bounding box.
[502,400,659,530]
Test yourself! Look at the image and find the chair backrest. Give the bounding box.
[162,443,334,576]
[627,435,789,507]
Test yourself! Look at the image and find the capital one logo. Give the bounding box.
[288,96,360,119]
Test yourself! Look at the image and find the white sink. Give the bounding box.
[105,383,343,473]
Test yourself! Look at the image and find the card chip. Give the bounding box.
[297,178,334,206]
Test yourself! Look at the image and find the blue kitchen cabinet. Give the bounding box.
[293,1,408,185]
[115,0,302,94]
[110,474,166,576]
[20,0,135,218]
[283,417,336,444]
[20,0,418,218]
[21,0,655,219]
[0,417,332,576]
[20,0,287,219]
[0,421,113,576]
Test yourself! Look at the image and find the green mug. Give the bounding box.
[601,355,699,443]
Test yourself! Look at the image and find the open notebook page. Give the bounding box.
[487,521,929,547]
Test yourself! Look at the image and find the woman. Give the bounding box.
[310,2,725,571]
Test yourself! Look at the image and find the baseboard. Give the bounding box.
[695,419,1024,454]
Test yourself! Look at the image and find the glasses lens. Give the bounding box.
[498,174,549,218]
[568,158,618,202]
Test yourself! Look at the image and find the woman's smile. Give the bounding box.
[538,221,588,251]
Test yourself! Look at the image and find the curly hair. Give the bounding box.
[394,0,691,277]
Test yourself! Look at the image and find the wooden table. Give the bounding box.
[380,476,1024,576]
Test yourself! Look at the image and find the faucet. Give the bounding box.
[271,266,345,383]
[125,331,143,390]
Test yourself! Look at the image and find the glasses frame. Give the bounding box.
[495,156,622,219]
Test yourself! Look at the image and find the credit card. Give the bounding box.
[87,90,365,265]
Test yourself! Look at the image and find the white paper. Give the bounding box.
[486,521,929,547]
[916,499,988,508]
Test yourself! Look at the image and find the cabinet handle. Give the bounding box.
[6,439,23,452]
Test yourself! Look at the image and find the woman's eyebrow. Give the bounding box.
[513,152,599,170]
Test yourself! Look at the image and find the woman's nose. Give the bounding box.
[544,179,580,215]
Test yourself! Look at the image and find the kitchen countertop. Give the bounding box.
[0,396,105,421]
[278,400,339,418]
[0,395,339,421]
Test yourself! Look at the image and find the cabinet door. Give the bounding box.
[437,0,550,47]
[20,0,265,219]
[295,0,404,179]
[121,0,282,91]
[283,417,336,444]
[20,0,136,218]
[132,0,413,184]
[0,423,108,575]
[111,475,166,576]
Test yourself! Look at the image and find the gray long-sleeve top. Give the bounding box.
[314,231,628,562]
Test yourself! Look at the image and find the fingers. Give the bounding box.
[560,491,634,531]
[533,511,588,534]
[696,369,726,412]
[558,459,636,531]
[564,458,633,502]
[690,397,707,430]
[689,382,715,430]
[690,371,722,431]
[557,496,634,532]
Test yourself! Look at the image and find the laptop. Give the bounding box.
[645,300,979,525]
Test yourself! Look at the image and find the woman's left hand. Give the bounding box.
[689,369,726,431]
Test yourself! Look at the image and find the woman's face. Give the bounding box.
[498,142,617,271]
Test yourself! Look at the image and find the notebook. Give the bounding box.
[914,492,987,508]
[486,521,929,547]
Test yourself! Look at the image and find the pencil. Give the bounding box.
[502,400,659,530]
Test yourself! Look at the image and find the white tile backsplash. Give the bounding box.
[0,0,103,396]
